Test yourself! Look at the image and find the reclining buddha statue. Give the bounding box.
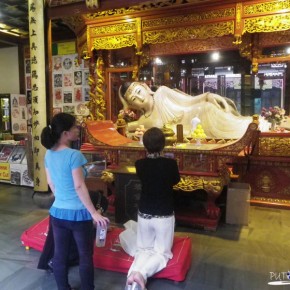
[119,82,265,139]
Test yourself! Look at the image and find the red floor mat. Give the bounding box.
[21,217,191,281]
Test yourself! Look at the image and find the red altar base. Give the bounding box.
[240,156,290,210]
[175,208,220,231]
[174,191,222,231]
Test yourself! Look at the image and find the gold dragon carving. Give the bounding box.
[91,22,137,36]
[244,0,290,15]
[91,34,137,50]
[259,137,290,157]
[84,0,231,20]
[86,56,106,120]
[174,166,229,196]
[244,13,290,34]
[143,21,234,44]
[174,176,204,192]
[174,176,224,195]
[142,8,235,29]
[88,19,142,51]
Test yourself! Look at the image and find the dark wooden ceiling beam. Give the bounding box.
[0,31,27,46]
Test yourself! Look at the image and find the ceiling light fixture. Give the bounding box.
[211,52,220,61]
[0,29,21,37]
[155,57,163,65]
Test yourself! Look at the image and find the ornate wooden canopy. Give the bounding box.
[45,0,290,122]
[47,0,290,66]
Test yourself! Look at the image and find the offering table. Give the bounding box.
[83,144,231,230]
[82,122,259,230]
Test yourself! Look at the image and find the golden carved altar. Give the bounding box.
[82,121,259,230]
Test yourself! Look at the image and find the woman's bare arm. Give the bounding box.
[72,167,109,226]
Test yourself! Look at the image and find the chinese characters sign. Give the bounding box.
[28,0,47,192]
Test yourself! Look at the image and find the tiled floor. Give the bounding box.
[1,183,290,290]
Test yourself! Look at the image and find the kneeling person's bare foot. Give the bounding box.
[126,271,137,286]
[133,272,146,289]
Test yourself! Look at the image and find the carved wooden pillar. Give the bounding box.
[28,0,48,193]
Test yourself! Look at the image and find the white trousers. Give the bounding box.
[128,214,175,280]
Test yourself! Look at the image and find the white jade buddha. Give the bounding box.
[119,82,268,139]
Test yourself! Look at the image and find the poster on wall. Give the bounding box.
[10,94,28,134]
[52,53,90,116]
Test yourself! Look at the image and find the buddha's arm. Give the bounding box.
[126,120,139,132]
[127,116,157,132]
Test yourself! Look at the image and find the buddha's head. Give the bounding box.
[119,82,154,113]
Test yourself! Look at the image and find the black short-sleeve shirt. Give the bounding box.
[135,157,180,216]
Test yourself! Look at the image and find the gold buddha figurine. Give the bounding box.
[161,124,177,146]
[116,113,127,135]
[252,114,259,124]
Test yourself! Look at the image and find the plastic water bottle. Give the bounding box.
[96,223,108,247]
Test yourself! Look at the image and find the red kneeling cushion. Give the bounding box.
[21,216,49,252]
[21,217,191,281]
[93,227,192,281]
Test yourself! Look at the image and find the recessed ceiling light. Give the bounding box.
[155,58,163,65]
[211,52,220,61]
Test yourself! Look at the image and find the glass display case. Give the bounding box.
[0,143,34,187]
[0,93,28,136]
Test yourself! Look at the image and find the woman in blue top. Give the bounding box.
[41,113,109,290]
